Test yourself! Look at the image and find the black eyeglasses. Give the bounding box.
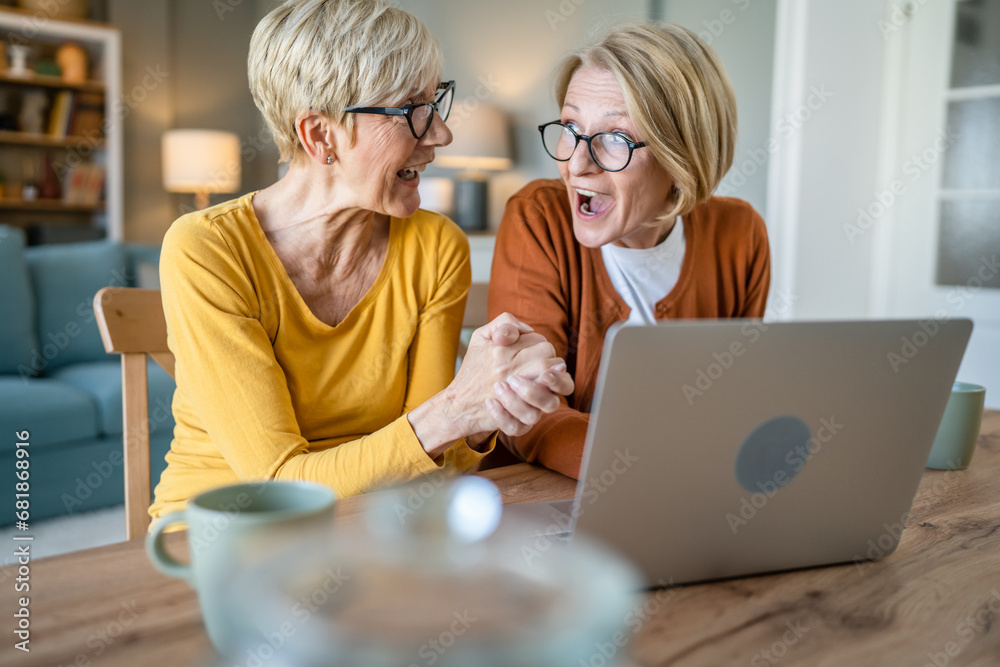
[344,80,455,140]
[538,121,647,172]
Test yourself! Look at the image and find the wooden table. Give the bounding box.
[3,411,998,666]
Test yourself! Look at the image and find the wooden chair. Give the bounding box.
[93,287,175,540]
[458,281,490,358]
[92,282,502,536]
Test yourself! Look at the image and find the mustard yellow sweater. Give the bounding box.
[149,194,489,519]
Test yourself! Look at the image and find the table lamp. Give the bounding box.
[436,104,512,232]
[162,129,241,210]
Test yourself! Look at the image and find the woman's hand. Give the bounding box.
[408,313,573,457]
[464,314,574,437]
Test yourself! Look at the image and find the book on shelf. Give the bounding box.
[63,162,105,206]
[47,90,75,138]
[69,91,105,138]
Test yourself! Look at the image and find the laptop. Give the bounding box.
[507,318,973,585]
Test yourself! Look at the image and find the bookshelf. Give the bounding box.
[0,8,122,241]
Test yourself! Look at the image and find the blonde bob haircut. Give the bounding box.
[248,0,443,163]
[555,23,737,224]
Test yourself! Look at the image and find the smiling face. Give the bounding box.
[558,67,675,249]
[332,80,452,218]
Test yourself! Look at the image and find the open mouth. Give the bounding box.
[574,187,613,217]
[397,163,427,182]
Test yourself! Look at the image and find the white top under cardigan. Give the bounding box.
[600,216,686,325]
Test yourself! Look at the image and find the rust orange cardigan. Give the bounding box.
[488,179,771,479]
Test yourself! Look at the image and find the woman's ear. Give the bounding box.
[294,110,337,165]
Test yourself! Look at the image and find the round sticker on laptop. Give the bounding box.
[734,415,813,494]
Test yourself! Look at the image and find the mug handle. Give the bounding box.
[146,511,192,581]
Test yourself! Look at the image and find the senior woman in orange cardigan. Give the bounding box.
[489,23,771,479]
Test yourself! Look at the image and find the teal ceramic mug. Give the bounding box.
[146,481,336,655]
[926,382,987,470]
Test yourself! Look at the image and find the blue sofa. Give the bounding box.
[0,226,176,525]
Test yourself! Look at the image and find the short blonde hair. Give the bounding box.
[248,0,443,163]
[555,23,737,223]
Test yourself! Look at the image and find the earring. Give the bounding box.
[326,156,333,165]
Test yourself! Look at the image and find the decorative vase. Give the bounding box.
[7,44,30,76]
[55,42,88,82]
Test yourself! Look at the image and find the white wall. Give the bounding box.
[404,0,651,229]
[108,0,278,243]
[657,0,777,219]
[775,0,889,319]
[106,0,173,244]
[661,0,903,322]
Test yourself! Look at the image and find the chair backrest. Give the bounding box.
[459,282,490,358]
[93,287,174,540]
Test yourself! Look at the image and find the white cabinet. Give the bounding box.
[467,233,496,283]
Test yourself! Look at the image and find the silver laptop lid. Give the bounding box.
[572,319,972,585]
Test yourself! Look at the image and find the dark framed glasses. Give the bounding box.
[538,121,647,172]
[344,80,455,140]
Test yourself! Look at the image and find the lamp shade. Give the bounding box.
[436,104,512,172]
[162,130,241,194]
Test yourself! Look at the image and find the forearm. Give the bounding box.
[407,387,466,458]
[503,406,590,479]
[275,415,449,495]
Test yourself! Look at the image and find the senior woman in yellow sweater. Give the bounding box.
[149,0,572,519]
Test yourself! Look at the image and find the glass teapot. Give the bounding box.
[222,474,643,667]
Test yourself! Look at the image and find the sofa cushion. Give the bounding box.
[51,360,176,438]
[0,227,39,376]
[0,377,99,445]
[124,243,162,289]
[24,241,128,373]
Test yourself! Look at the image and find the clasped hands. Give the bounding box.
[409,313,573,458]
[454,313,574,439]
